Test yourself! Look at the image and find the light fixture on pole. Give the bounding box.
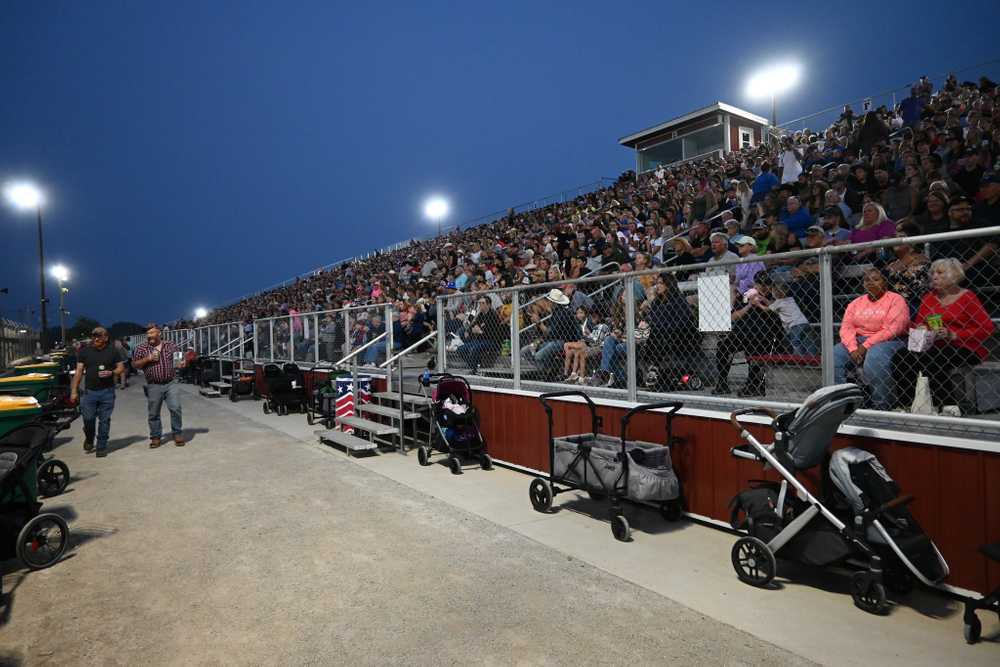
[194,307,209,321]
[3,181,49,350]
[746,63,801,139]
[423,196,450,237]
[50,264,70,346]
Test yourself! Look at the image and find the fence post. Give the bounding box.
[269,320,275,363]
[436,298,446,372]
[624,277,637,402]
[385,304,394,394]
[511,291,521,390]
[342,310,351,363]
[819,253,835,386]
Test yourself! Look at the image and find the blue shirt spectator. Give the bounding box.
[779,197,813,239]
[751,165,779,201]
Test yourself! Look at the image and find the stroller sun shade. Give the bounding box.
[782,384,864,470]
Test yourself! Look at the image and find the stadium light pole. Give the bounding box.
[51,264,70,347]
[4,181,49,350]
[194,307,209,321]
[746,63,801,141]
[423,196,450,237]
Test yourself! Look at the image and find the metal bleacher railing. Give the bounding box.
[434,226,1000,443]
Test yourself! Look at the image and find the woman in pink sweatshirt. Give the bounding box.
[833,268,909,409]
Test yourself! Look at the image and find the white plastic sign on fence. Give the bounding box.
[698,272,732,332]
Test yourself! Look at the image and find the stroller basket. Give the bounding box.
[553,433,678,503]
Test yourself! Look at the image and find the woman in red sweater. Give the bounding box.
[898,257,995,413]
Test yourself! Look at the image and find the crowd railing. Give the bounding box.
[1,320,39,367]
[434,226,1000,443]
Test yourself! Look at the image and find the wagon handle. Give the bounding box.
[728,407,778,432]
[620,401,683,452]
[538,391,600,435]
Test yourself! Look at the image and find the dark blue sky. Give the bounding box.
[2,1,998,326]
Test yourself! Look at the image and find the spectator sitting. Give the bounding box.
[915,190,951,235]
[704,232,739,275]
[750,220,771,254]
[780,196,813,239]
[884,221,931,317]
[457,296,503,372]
[833,268,909,409]
[523,289,579,377]
[751,162,779,203]
[893,258,996,414]
[642,273,699,390]
[758,279,818,356]
[851,202,896,262]
[733,235,766,296]
[820,206,852,244]
[930,193,999,298]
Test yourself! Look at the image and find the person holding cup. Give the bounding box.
[133,323,186,448]
[70,327,126,457]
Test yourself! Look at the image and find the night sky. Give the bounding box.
[2,1,997,326]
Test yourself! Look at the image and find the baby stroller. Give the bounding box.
[416,373,491,475]
[260,364,306,415]
[305,374,338,429]
[0,424,71,596]
[728,383,949,614]
[529,391,684,542]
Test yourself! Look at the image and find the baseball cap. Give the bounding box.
[733,235,756,246]
[806,225,826,236]
[751,220,768,231]
[821,206,842,218]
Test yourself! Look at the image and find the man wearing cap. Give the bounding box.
[70,327,126,457]
[704,232,739,277]
[133,323,186,448]
[733,236,767,295]
[523,289,580,377]
[751,220,771,254]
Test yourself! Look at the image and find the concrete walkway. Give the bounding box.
[2,381,812,666]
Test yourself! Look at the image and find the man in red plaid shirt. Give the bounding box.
[133,323,187,448]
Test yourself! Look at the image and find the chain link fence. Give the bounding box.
[433,226,1000,442]
[0,320,39,367]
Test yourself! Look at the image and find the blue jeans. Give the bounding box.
[788,324,819,356]
[81,387,116,451]
[600,337,627,385]
[833,338,904,410]
[458,339,497,370]
[145,380,183,439]
[364,340,386,365]
[534,340,564,369]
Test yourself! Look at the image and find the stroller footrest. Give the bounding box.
[731,444,763,461]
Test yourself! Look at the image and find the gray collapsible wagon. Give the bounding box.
[528,391,684,542]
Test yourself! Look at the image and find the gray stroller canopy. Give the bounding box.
[783,384,865,470]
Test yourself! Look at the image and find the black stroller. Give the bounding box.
[728,383,949,614]
[305,374,338,429]
[416,373,491,475]
[529,391,684,542]
[260,364,306,415]
[0,424,70,594]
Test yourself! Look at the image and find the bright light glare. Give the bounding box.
[194,307,209,320]
[423,196,450,221]
[746,63,801,99]
[50,265,70,282]
[4,181,44,210]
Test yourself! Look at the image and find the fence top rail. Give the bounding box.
[436,224,1000,302]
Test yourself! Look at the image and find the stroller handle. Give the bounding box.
[419,372,453,387]
[620,401,683,449]
[728,407,778,432]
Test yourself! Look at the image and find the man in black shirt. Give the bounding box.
[70,327,125,457]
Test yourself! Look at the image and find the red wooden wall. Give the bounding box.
[472,389,1000,595]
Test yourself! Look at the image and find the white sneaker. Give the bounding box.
[940,405,962,417]
[566,372,579,383]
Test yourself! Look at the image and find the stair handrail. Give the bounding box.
[333,331,387,367]
[378,330,438,369]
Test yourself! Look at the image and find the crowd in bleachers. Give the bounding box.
[197,73,1000,415]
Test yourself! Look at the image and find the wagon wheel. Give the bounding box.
[38,460,70,497]
[611,514,631,542]
[851,571,889,615]
[17,513,69,570]
[731,536,775,587]
[529,478,553,513]
[660,500,683,522]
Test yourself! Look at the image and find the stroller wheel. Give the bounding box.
[964,615,982,644]
[611,514,631,542]
[229,388,237,402]
[263,401,272,415]
[324,418,334,430]
[448,457,463,475]
[851,571,889,615]
[732,536,776,587]
[479,453,493,470]
[417,446,431,467]
[306,412,315,426]
[38,459,71,497]
[660,500,683,522]
[17,513,69,570]
[529,478,553,513]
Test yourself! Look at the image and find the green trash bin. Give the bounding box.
[0,373,57,402]
[0,396,43,440]
[12,362,61,377]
